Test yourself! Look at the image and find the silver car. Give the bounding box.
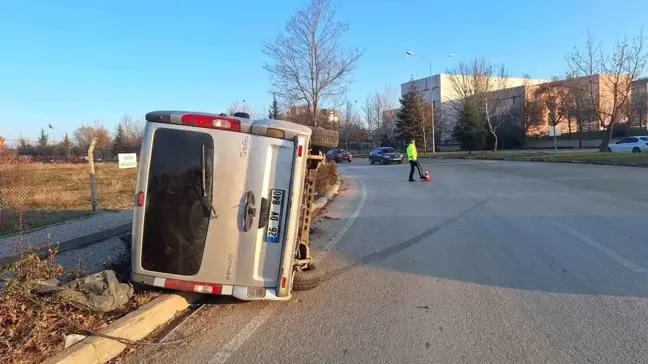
[131,111,312,301]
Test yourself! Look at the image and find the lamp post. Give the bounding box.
[406,51,454,154]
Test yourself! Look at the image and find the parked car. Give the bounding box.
[608,136,648,153]
[326,148,353,163]
[130,111,323,301]
[369,147,403,164]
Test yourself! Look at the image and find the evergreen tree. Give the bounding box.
[453,102,487,153]
[62,133,73,155]
[396,81,428,150]
[268,94,281,119]
[112,124,126,155]
[38,129,49,147]
[396,82,418,145]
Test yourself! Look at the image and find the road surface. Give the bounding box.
[122,159,648,364]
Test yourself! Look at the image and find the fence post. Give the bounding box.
[88,138,99,212]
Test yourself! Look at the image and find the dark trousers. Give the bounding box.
[409,160,423,181]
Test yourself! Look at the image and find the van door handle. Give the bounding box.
[258,197,270,229]
[242,191,256,232]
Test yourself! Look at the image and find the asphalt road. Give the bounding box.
[122,159,648,364]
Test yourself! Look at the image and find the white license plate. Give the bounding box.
[265,189,285,243]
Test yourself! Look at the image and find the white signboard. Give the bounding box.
[548,125,562,137]
[118,153,137,169]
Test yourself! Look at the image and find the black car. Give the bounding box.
[369,147,403,165]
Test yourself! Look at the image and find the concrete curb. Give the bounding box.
[312,177,342,214]
[0,222,132,266]
[43,292,201,364]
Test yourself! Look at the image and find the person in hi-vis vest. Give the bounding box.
[407,139,424,182]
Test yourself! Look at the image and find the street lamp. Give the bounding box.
[406,51,454,154]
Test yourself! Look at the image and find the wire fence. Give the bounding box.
[0,153,137,236]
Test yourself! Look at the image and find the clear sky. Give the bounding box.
[1,0,646,141]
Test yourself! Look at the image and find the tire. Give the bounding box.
[310,127,340,148]
[632,147,641,154]
[608,147,612,153]
[398,160,403,164]
[370,158,374,165]
[292,262,322,291]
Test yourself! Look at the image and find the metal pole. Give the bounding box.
[429,60,436,154]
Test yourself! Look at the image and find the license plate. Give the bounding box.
[265,189,285,243]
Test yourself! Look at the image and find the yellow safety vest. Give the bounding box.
[407,143,417,161]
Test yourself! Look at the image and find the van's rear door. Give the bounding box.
[140,127,214,276]
[138,122,295,288]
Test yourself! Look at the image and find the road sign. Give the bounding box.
[118,153,137,169]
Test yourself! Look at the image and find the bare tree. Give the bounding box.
[263,0,362,127]
[226,101,255,118]
[447,58,510,151]
[567,30,648,151]
[563,76,597,147]
[73,120,112,153]
[532,81,571,153]
[630,80,648,127]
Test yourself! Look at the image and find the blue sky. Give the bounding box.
[1,0,646,141]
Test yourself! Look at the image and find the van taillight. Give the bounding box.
[298,145,303,157]
[164,279,223,294]
[136,191,145,206]
[181,114,241,132]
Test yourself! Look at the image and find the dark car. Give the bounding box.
[326,148,353,163]
[369,147,403,165]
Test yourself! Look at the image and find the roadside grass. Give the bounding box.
[422,151,648,165]
[1,163,137,235]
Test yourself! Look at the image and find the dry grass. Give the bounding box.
[0,162,137,235]
[0,241,159,364]
[315,162,338,196]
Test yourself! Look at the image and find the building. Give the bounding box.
[286,105,340,127]
[482,74,646,137]
[401,74,548,142]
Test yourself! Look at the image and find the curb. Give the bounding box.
[0,222,132,266]
[312,177,342,214]
[43,292,201,364]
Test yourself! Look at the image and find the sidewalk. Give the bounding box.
[0,210,132,260]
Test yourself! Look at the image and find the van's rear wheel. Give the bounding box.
[292,262,322,291]
[310,127,339,148]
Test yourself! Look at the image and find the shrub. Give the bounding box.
[315,162,338,196]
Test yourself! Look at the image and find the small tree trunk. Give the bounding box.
[599,124,614,152]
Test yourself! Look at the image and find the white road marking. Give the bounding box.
[553,220,647,273]
[208,304,277,364]
[324,176,367,251]
[207,176,367,364]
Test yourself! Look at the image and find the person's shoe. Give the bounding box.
[408,179,415,182]
[419,176,425,180]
